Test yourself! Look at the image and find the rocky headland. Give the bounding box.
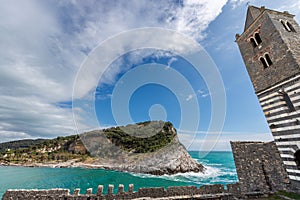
[0,121,204,175]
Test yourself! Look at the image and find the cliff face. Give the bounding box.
[0,121,204,175]
[114,136,204,175]
[80,121,204,175]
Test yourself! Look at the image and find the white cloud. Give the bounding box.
[186,94,194,101]
[0,0,84,140]
[197,89,210,98]
[167,57,178,67]
[229,0,300,21]
[174,0,227,40]
[0,131,33,143]
[69,0,228,98]
[0,96,76,142]
[2,0,298,147]
[277,2,300,22]
[0,0,228,142]
[229,0,249,9]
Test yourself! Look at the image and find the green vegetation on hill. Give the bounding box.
[0,139,47,153]
[0,135,89,164]
[103,121,176,153]
[0,121,177,164]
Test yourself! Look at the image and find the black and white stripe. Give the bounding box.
[257,74,300,182]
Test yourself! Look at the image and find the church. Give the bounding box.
[234,5,300,190]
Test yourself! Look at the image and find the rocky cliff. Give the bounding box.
[80,121,204,175]
[0,121,204,175]
[113,136,204,175]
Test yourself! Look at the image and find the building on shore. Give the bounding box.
[236,5,300,187]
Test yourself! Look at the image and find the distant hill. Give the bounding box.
[0,134,88,164]
[0,121,204,175]
[0,121,175,156]
[0,139,47,152]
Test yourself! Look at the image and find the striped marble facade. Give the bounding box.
[258,74,300,182]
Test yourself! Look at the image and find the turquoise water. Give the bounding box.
[0,151,237,198]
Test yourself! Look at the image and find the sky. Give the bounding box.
[1,0,300,151]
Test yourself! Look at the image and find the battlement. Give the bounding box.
[2,183,270,200]
[4,141,295,199]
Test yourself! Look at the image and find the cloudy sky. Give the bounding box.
[1,0,300,151]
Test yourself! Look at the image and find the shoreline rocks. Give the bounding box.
[0,121,205,175]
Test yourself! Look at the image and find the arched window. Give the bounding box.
[280,20,296,32]
[260,54,273,69]
[254,33,262,44]
[250,38,257,47]
[280,20,290,31]
[248,32,262,48]
[278,90,296,112]
[260,57,268,69]
[294,150,300,169]
[265,54,273,66]
[287,21,296,32]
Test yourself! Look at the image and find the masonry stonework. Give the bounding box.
[236,6,300,93]
[1,183,247,200]
[236,5,300,184]
[231,141,290,194]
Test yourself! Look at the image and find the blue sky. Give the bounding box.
[1,0,300,151]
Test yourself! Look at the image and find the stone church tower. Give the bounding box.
[236,6,300,184]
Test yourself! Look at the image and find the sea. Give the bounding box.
[0,151,237,198]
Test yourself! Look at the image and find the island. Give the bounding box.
[0,121,204,175]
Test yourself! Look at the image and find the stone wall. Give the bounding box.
[236,6,300,93]
[3,141,294,199]
[236,5,300,186]
[3,183,267,200]
[231,141,290,194]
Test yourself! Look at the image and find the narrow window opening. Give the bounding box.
[250,38,257,47]
[294,150,300,170]
[270,124,276,129]
[260,57,268,69]
[279,90,296,112]
[287,21,296,32]
[254,33,262,44]
[281,20,291,31]
[265,54,273,66]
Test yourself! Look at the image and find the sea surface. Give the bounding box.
[0,151,237,198]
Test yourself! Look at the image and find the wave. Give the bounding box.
[130,164,237,185]
[194,159,209,163]
[205,163,223,166]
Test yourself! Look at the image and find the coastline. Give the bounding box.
[0,160,109,170]
[0,152,238,199]
[0,122,204,175]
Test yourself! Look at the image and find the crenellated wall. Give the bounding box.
[3,141,295,199]
[3,183,259,200]
[231,141,290,194]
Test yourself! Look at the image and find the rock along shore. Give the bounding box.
[0,121,204,175]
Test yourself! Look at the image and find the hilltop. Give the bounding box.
[0,135,89,165]
[0,139,47,151]
[0,121,204,175]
